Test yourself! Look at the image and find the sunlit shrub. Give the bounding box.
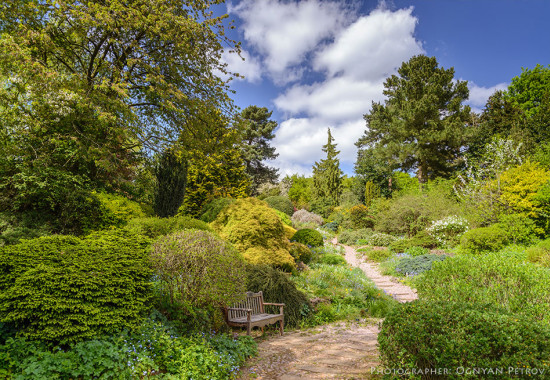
[426,215,468,247]
[264,196,294,216]
[290,228,324,247]
[459,225,508,254]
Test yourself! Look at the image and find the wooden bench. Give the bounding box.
[224,291,285,335]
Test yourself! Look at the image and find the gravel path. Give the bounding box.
[333,238,418,303]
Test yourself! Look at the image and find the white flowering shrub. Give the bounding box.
[427,215,469,247]
[291,209,324,227]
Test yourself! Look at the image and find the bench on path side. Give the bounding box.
[223,291,285,335]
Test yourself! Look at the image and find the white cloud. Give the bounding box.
[467,82,508,113]
[222,49,262,83]
[229,0,352,83]
[314,7,423,80]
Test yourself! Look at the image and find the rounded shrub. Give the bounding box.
[366,232,397,247]
[125,215,211,239]
[289,242,312,263]
[0,230,152,345]
[245,264,311,327]
[95,192,147,225]
[379,301,550,379]
[199,197,235,223]
[264,196,294,216]
[349,204,374,229]
[337,228,373,245]
[291,209,324,227]
[211,198,295,270]
[314,253,347,266]
[151,230,246,326]
[459,225,509,254]
[291,228,324,247]
[426,215,468,247]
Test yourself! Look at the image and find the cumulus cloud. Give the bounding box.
[222,49,262,83]
[467,81,509,113]
[229,0,352,83]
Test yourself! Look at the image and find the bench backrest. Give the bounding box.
[228,291,264,319]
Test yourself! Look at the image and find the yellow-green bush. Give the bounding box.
[289,242,312,263]
[211,198,295,270]
[125,215,211,239]
[95,192,146,225]
[283,224,297,240]
[349,204,374,229]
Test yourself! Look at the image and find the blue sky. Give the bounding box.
[219,0,550,177]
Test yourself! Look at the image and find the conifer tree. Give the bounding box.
[153,149,187,218]
[311,129,343,215]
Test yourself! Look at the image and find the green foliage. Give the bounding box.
[95,192,146,226]
[322,221,339,232]
[235,106,279,193]
[291,209,324,228]
[245,265,311,327]
[526,239,550,267]
[357,247,392,262]
[394,253,447,277]
[293,264,397,324]
[349,204,374,229]
[497,213,539,245]
[426,215,469,247]
[405,246,430,257]
[363,181,380,207]
[416,251,550,323]
[0,230,152,346]
[264,196,294,216]
[388,231,438,253]
[211,198,295,270]
[379,301,550,379]
[287,175,312,210]
[289,242,312,264]
[358,55,470,183]
[153,149,187,218]
[337,228,373,245]
[311,129,343,216]
[314,253,347,266]
[0,316,257,379]
[274,209,293,226]
[507,64,550,119]
[199,198,236,223]
[291,229,324,248]
[125,215,211,239]
[459,225,509,254]
[364,232,397,247]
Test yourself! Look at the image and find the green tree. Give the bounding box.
[287,175,312,210]
[358,55,470,184]
[235,106,279,193]
[311,129,343,216]
[153,149,187,218]
[353,148,393,199]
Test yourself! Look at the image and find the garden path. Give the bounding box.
[237,240,417,379]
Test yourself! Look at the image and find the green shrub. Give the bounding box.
[357,247,392,262]
[459,225,509,254]
[151,230,247,331]
[273,209,293,226]
[0,230,152,345]
[379,301,550,379]
[245,264,311,327]
[289,242,312,264]
[95,192,146,226]
[526,238,550,267]
[290,228,324,247]
[322,221,339,232]
[405,246,429,257]
[211,198,295,270]
[497,213,539,245]
[199,198,235,223]
[416,251,550,323]
[337,228,373,245]
[349,204,374,229]
[326,207,351,229]
[264,196,294,216]
[394,253,447,277]
[314,253,347,266]
[426,215,469,247]
[366,232,397,247]
[125,215,211,239]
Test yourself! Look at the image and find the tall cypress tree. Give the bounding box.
[153,149,187,218]
[311,129,343,215]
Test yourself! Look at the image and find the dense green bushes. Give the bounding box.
[264,196,294,216]
[290,228,324,247]
[379,301,550,379]
[211,198,295,270]
[0,230,152,345]
[349,204,374,229]
[459,225,508,254]
[125,215,211,239]
[337,228,372,245]
[416,252,550,323]
[199,197,235,223]
[388,231,437,252]
[245,265,311,327]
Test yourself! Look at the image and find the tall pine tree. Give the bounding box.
[311,129,343,216]
[153,149,187,218]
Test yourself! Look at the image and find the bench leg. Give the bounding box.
[247,322,251,336]
[280,318,284,335]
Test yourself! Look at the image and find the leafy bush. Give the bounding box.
[264,196,294,216]
[95,192,146,226]
[211,198,295,271]
[245,265,311,327]
[326,207,351,229]
[416,251,550,323]
[291,228,324,247]
[349,204,374,229]
[388,230,438,253]
[497,213,539,245]
[357,247,392,262]
[273,209,293,226]
[151,230,247,331]
[337,228,373,245]
[379,301,550,379]
[0,230,152,346]
[125,215,211,239]
[526,238,550,267]
[394,254,447,277]
[199,198,235,223]
[405,246,429,257]
[283,224,297,240]
[289,242,312,263]
[365,232,397,247]
[291,209,324,227]
[0,316,257,379]
[459,225,509,254]
[426,215,468,247]
[322,221,339,232]
[314,253,347,265]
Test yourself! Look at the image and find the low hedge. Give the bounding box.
[379,301,550,379]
